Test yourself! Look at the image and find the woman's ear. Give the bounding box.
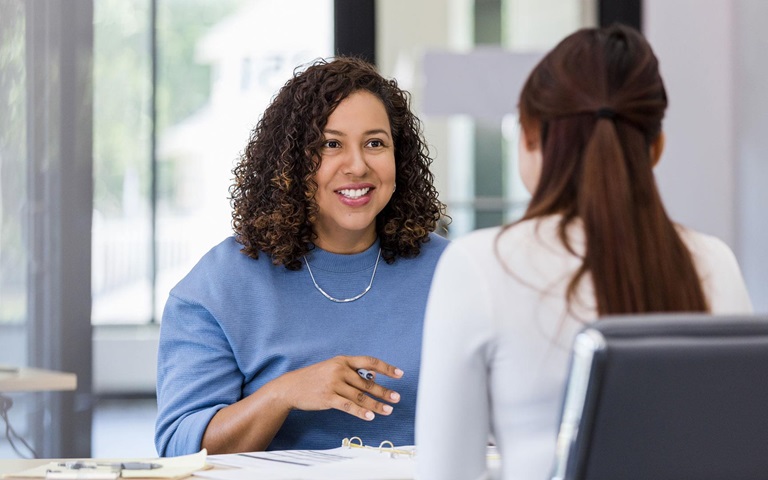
[518,125,543,195]
[520,124,539,152]
[651,131,665,168]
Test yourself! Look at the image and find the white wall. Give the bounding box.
[734,0,768,312]
[645,0,735,244]
[93,325,159,394]
[645,0,768,311]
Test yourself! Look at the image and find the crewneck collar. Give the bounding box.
[303,239,381,273]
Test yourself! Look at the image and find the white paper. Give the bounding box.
[198,446,415,480]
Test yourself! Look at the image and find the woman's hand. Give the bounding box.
[202,355,403,453]
[268,355,403,421]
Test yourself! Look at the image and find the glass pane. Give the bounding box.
[504,0,593,50]
[377,0,595,238]
[153,0,249,321]
[154,0,334,320]
[92,0,153,324]
[0,0,31,459]
[0,0,27,337]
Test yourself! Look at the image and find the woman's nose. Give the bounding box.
[342,146,369,176]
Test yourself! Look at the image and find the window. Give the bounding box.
[376,0,596,237]
[92,0,334,325]
[0,0,94,458]
[0,0,28,354]
[0,3,30,458]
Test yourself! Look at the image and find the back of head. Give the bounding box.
[515,24,707,315]
[519,24,666,144]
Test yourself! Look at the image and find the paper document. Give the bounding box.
[197,443,501,480]
[197,446,416,480]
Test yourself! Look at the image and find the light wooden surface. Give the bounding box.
[0,459,204,479]
[0,367,77,393]
[0,459,49,477]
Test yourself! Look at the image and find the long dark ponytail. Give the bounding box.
[511,24,707,315]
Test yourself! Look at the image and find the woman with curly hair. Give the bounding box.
[155,57,449,456]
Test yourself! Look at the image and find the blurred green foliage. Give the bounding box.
[93,0,243,216]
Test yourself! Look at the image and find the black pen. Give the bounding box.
[357,368,374,380]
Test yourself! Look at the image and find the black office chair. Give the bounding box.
[550,313,768,480]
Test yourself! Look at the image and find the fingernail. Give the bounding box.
[390,392,400,401]
[383,405,393,414]
[365,411,375,420]
[394,368,404,377]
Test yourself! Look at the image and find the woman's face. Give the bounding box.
[312,90,396,254]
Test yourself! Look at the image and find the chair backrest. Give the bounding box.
[550,313,768,480]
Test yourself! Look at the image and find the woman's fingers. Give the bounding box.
[276,355,402,419]
[334,382,395,421]
[316,356,403,420]
[349,368,401,404]
[349,355,404,380]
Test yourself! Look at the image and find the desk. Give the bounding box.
[0,460,202,480]
[0,453,207,480]
[0,460,51,478]
[0,368,78,461]
[0,368,77,393]
[0,460,195,479]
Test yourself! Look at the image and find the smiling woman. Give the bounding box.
[154,57,449,457]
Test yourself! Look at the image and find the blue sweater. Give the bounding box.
[155,234,448,456]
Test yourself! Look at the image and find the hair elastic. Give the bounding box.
[595,107,617,120]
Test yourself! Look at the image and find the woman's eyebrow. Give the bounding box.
[323,129,346,137]
[323,128,391,139]
[364,129,392,138]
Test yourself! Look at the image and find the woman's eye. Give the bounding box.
[323,140,341,148]
[367,139,384,148]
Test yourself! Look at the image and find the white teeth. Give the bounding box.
[338,188,370,199]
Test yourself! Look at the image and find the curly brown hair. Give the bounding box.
[230,56,446,270]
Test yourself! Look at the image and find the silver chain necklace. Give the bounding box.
[303,248,382,303]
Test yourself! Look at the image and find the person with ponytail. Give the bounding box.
[414,24,752,480]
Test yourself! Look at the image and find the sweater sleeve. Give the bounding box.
[154,294,243,457]
[415,239,495,480]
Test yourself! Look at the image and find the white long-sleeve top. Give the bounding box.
[415,215,753,480]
